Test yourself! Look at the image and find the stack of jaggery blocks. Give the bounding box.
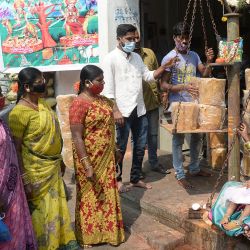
[171,77,227,169]
[171,77,226,131]
[242,69,250,176]
[56,94,76,169]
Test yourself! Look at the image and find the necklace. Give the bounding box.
[21,98,38,110]
[81,92,105,105]
[81,92,95,101]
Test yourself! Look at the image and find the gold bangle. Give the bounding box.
[80,157,92,169]
[81,158,91,164]
[85,165,93,171]
[79,156,89,163]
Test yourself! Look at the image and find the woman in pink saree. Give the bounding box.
[0,119,37,250]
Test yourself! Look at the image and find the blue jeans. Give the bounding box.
[146,108,159,168]
[172,133,203,180]
[116,107,148,184]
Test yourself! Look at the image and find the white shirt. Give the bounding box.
[102,47,155,117]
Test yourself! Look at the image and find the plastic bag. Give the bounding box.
[218,38,243,63]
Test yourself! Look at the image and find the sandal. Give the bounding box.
[151,164,171,175]
[118,183,131,193]
[177,178,195,190]
[188,169,212,177]
[222,220,242,231]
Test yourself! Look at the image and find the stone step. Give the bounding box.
[174,245,199,250]
[122,203,185,250]
[90,232,154,250]
[121,193,250,250]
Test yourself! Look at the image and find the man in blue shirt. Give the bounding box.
[161,22,214,189]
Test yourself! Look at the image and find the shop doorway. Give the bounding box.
[139,0,250,64]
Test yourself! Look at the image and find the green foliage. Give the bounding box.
[237,0,248,9]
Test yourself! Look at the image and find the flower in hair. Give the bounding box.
[11,82,18,93]
[74,81,80,92]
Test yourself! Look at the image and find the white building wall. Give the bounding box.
[55,0,140,95]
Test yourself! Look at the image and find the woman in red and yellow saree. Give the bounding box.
[8,67,78,250]
[69,65,125,248]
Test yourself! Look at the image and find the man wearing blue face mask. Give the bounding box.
[102,24,175,193]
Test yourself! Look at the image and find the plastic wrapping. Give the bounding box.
[242,111,250,134]
[242,150,250,177]
[199,104,226,130]
[171,102,199,131]
[246,69,250,90]
[197,77,226,106]
[56,94,76,169]
[209,133,226,149]
[210,148,227,170]
[218,38,243,63]
[243,89,250,112]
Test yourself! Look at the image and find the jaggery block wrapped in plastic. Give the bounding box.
[246,69,250,90]
[210,148,227,169]
[243,89,250,113]
[199,104,226,130]
[171,102,199,131]
[242,149,250,177]
[242,111,250,134]
[56,94,76,169]
[190,77,226,106]
[57,94,76,114]
[209,133,226,149]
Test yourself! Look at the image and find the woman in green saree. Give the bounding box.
[9,67,78,250]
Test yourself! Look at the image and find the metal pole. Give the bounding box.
[224,13,240,181]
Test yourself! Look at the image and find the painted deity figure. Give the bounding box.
[64,0,82,36]
[13,0,26,28]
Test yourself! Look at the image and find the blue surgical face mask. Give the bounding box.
[122,41,136,53]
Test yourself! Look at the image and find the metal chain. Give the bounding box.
[172,60,188,133]
[206,88,250,208]
[187,0,197,50]
[162,0,193,116]
[199,0,208,51]
[161,59,177,112]
[241,90,250,123]
[173,0,197,133]
[183,0,193,31]
[163,0,193,114]
[206,131,237,208]
[205,0,221,42]
[161,0,195,113]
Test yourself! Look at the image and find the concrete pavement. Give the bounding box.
[63,148,250,249]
